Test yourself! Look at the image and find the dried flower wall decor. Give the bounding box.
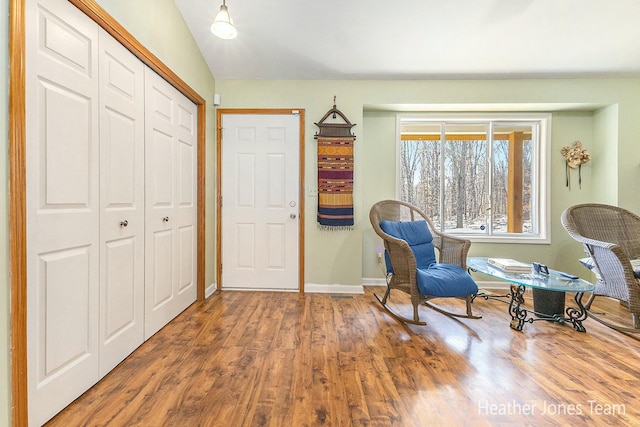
[561,141,591,189]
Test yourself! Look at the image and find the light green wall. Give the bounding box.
[362,112,397,280]
[615,100,640,209]
[592,104,619,206]
[216,78,640,283]
[1,0,10,422]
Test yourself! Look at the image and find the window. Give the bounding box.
[397,113,550,243]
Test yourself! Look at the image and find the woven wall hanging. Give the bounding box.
[315,98,357,230]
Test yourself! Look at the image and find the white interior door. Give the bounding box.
[144,67,197,339]
[98,28,145,376]
[221,113,300,290]
[26,0,100,425]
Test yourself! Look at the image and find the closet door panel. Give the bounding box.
[102,110,136,202]
[144,68,197,339]
[174,94,197,300]
[41,84,92,206]
[179,138,195,207]
[151,229,175,306]
[146,114,176,316]
[39,247,92,368]
[99,28,145,377]
[26,0,100,425]
[103,238,136,332]
[178,225,195,292]
[148,128,176,205]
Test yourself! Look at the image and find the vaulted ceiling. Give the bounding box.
[176,0,640,80]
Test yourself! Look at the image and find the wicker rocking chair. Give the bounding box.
[369,200,481,325]
[561,203,640,333]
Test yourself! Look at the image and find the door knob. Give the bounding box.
[290,213,297,219]
[120,220,128,227]
[163,216,169,223]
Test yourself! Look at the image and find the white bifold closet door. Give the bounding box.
[26,0,197,425]
[98,25,146,376]
[26,0,102,424]
[143,68,198,340]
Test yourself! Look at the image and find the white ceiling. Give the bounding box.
[175,0,640,80]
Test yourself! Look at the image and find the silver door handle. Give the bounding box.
[290,213,297,219]
[120,220,128,227]
[163,216,169,223]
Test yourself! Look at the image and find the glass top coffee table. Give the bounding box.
[467,257,596,332]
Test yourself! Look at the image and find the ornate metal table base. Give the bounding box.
[508,284,588,332]
[467,258,595,333]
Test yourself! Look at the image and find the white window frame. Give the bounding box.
[396,113,551,244]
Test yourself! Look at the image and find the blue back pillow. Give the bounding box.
[379,220,437,271]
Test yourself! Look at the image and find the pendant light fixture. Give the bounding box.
[211,0,237,40]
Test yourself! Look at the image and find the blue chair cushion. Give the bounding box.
[416,264,478,297]
[379,219,477,297]
[380,220,436,271]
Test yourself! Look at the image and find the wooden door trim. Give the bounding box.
[9,0,27,425]
[216,109,306,293]
[9,0,207,424]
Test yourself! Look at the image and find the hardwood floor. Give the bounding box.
[46,287,640,426]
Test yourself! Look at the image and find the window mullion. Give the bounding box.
[439,123,445,232]
[487,122,494,236]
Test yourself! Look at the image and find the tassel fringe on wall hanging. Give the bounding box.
[315,98,356,230]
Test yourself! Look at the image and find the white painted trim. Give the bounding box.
[305,283,365,294]
[213,280,506,296]
[220,287,299,292]
[396,112,552,244]
[361,278,509,290]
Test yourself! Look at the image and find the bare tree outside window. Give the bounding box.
[398,117,545,241]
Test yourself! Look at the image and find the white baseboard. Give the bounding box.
[361,277,386,286]
[211,283,363,294]
[206,280,507,296]
[361,278,511,291]
[205,282,217,298]
[305,283,365,294]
